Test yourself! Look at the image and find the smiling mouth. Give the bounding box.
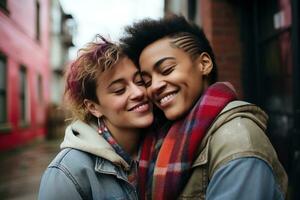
[158,92,177,107]
[128,102,150,112]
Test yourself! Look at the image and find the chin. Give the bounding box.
[165,112,179,121]
[164,108,187,121]
[135,115,154,128]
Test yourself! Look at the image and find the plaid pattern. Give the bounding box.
[100,125,138,187]
[138,82,237,200]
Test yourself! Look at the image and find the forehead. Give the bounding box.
[141,37,174,57]
[97,57,138,87]
[139,37,189,69]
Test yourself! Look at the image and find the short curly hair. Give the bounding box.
[64,35,122,122]
[121,15,217,84]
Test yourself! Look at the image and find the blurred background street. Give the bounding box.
[0,0,164,199]
[0,0,299,199]
[0,137,61,200]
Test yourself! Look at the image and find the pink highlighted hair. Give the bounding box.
[64,35,122,122]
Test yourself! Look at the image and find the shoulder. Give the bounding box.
[204,103,288,195]
[207,101,278,176]
[39,148,96,199]
[210,115,274,157]
[46,148,98,184]
[206,157,285,200]
[50,148,95,168]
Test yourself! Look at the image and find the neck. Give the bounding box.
[104,122,141,158]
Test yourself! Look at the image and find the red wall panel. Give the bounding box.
[0,0,50,151]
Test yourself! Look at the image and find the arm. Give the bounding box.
[206,157,285,200]
[38,167,83,200]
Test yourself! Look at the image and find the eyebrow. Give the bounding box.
[153,57,175,71]
[107,70,140,88]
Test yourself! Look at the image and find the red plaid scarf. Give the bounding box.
[99,122,138,187]
[138,82,237,200]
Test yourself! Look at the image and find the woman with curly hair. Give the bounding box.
[38,35,153,200]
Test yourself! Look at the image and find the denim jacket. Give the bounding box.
[38,121,138,200]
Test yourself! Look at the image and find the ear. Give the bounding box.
[83,99,103,118]
[196,52,213,75]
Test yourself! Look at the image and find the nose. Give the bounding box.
[129,84,145,101]
[149,76,166,97]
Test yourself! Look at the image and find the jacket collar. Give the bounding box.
[60,120,130,170]
[94,157,129,179]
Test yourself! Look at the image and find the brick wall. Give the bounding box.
[200,0,243,98]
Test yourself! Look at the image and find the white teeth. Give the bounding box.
[133,104,146,111]
[160,93,176,104]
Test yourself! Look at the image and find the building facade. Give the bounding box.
[50,0,75,105]
[47,0,75,139]
[0,0,50,150]
[0,0,74,150]
[165,0,299,199]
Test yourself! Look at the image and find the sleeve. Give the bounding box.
[206,157,285,200]
[38,167,83,200]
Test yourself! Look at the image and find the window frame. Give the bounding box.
[0,53,7,124]
[35,0,40,41]
[37,73,43,102]
[19,65,29,126]
[0,52,11,132]
[0,0,9,14]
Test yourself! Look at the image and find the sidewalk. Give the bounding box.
[0,138,62,200]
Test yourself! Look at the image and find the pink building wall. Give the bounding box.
[0,0,51,151]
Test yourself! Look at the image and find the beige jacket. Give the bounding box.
[179,101,288,199]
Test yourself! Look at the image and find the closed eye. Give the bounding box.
[134,79,145,86]
[144,79,152,88]
[161,66,175,75]
[113,88,125,95]
[141,74,152,88]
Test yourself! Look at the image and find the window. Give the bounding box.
[36,0,40,41]
[0,0,7,10]
[19,66,28,123]
[0,53,7,124]
[37,74,43,102]
[241,0,295,176]
[188,0,196,21]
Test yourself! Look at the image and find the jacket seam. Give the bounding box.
[49,148,72,165]
[96,166,137,194]
[48,149,89,200]
[48,164,89,200]
[210,152,273,179]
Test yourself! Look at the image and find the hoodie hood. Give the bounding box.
[60,120,129,169]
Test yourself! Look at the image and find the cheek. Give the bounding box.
[146,88,158,105]
[113,99,127,110]
[146,88,152,98]
[138,86,148,95]
[105,97,127,112]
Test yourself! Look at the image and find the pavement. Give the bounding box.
[0,138,62,200]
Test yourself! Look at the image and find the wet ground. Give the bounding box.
[0,138,62,200]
